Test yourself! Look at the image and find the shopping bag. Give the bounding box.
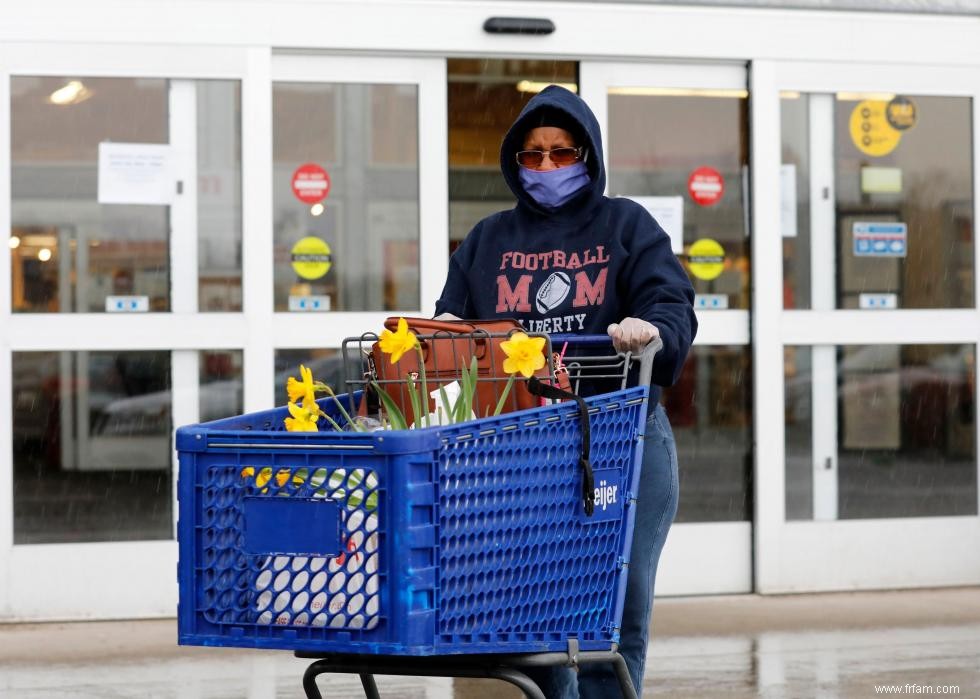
[368,317,552,419]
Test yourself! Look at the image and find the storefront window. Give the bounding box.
[663,345,753,522]
[12,351,172,543]
[785,344,976,520]
[784,345,814,519]
[273,349,344,406]
[782,93,974,309]
[447,59,578,250]
[200,350,243,423]
[780,94,812,309]
[197,81,243,311]
[836,95,973,309]
[272,83,420,312]
[9,77,242,313]
[608,89,750,310]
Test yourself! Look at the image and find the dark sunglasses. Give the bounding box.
[516,146,583,169]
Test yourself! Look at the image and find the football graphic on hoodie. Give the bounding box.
[535,271,571,313]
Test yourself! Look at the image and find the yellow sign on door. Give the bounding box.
[687,238,725,281]
[850,100,901,157]
[291,236,332,280]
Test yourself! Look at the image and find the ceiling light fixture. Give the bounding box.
[836,92,896,102]
[48,80,93,106]
[607,86,748,99]
[516,80,578,94]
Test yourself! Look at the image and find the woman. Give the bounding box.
[435,85,696,697]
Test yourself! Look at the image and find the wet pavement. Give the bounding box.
[1,588,978,698]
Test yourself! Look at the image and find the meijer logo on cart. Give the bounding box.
[584,469,623,522]
[595,479,618,511]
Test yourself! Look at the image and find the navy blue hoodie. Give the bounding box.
[436,85,697,399]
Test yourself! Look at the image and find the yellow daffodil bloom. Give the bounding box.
[378,317,419,364]
[284,395,319,432]
[286,364,316,404]
[500,332,547,378]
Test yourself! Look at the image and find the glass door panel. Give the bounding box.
[582,62,753,595]
[272,82,420,313]
[9,77,243,314]
[766,61,980,593]
[607,89,750,310]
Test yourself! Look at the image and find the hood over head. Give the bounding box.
[500,85,606,216]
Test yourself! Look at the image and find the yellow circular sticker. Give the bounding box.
[886,96,917,131]
[849,100,901,157]
[291,237,332,280]
[687,238,725,281]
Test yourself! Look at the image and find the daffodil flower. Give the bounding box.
[286,364,316,404]
[284,394,319,432]
[500,332,547,377]
[494,332,547,416]
[378,317,419,365]
[282,365,363,432]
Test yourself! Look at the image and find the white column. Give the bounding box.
[808,93,838,520]
[0,55,13,614]
[242,47,275,412]
[170,350,199,535]
[169,80,199,314]
[417,59,449,316]
[749,60,786,593]
[973,78,980,519]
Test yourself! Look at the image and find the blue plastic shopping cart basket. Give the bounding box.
[176,333,657,674]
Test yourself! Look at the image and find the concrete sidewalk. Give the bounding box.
[2,587,979,697]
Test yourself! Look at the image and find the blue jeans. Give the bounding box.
[525,403,680,697]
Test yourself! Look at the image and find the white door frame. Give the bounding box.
[266,53,448,352]
[581,61,753,596]
[752,59,980,593]
[0,43,250,620]
[0,45,447,620]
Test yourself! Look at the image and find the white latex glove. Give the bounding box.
[433,312,461,321]
[607,318,660,353]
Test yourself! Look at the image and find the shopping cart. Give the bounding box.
[176,332,660,699]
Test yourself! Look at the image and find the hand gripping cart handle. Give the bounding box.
[296,334,662,699]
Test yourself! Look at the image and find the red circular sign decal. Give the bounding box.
[687,166,724,206]
[291,163,331,205]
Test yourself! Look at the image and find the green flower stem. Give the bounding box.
[316,409,344,433]
[465,356,478,420]
[314,382,362,432]
[406,373,422,429]
[493,374,517,416]
[414,345,430,428]
[371,381,407,430]
[437,384,453,425]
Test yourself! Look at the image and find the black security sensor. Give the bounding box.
[483,17,556,35]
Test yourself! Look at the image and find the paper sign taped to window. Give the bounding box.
[625,196,684,254]
[98,142,174,205]
[860,167,902,194]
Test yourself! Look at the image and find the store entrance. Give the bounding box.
[581,61,753,595]
[447,59,754,595]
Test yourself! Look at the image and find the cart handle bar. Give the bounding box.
[549,334,662,389]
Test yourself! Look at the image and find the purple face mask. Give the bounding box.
[518,161,590,209]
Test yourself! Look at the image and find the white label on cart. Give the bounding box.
[581,468,623,523]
